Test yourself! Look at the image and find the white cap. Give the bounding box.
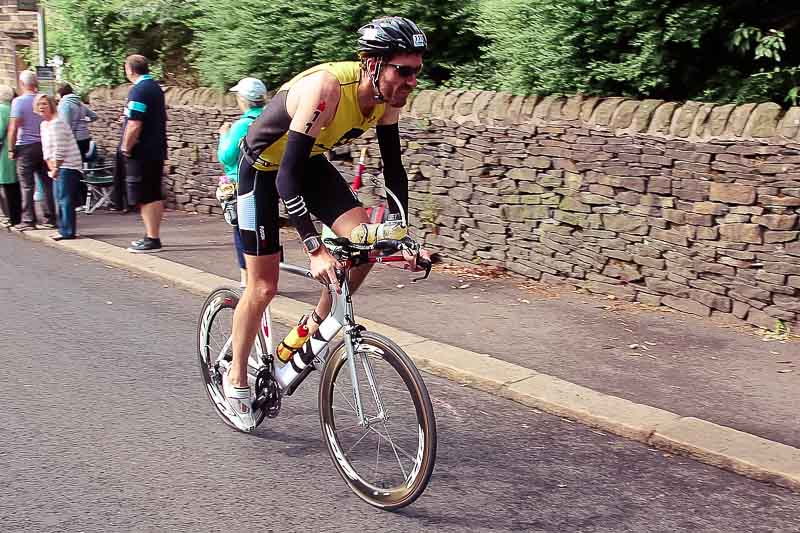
[229,77,267,102]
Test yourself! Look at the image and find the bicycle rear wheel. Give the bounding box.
[318,331,437,510]
[197,287,268,431]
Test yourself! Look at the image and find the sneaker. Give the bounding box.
[127,237,162,253]
[223,375,256,432]
[39,222,56,230]
[131,236,147,247]
[13,223,36,232]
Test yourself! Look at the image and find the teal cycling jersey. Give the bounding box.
[217,106,263,182]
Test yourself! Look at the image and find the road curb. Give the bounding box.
[19,230,800,492]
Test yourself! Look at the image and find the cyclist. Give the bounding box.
[226,16,431,431]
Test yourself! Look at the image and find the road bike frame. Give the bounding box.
[212,254,414,426]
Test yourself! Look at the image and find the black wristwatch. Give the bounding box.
[303,235,323,255]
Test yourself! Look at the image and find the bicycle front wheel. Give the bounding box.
[318,331,437,510]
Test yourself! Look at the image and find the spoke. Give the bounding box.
[369,424,416,465]
[334,383,358,414]
[345,428,373,455]
[375,427,381,481]
[372,424,408,481]
[331,420,364,433]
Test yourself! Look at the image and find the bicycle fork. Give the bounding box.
[272,279,386,429]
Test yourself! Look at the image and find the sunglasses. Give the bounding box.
[386,63,423,78]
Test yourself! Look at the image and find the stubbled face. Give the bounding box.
[376,52,423,108]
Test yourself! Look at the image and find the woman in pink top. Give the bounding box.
[35,94,83,240]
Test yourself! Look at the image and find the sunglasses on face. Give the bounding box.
[386,63,423,78]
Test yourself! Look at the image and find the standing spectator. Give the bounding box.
[36,94,83,241]
[56,82,97,161]
[217,77,267,287]
[57,83,97,212]
[0,85,21,227]
[119,55,168,253]
[6,70,56,231]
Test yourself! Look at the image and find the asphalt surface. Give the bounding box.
[2,232,799,532]
[71,210,799,449]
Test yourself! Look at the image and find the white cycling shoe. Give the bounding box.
[223,375,257,432]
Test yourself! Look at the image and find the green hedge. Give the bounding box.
[45,0,798,106]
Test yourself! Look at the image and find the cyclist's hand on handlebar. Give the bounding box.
[309,247,341,293]
[402,247,432,272]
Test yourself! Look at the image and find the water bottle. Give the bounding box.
[275,314,342,392]
[349,215,407,245]
[276,322,310,363]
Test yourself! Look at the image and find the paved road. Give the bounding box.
[74,211,800,448]
[1,233,798,532]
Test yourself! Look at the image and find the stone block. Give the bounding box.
[670,101,703,137]
[708,182,756,205]
[732,300,750,319]
[646,278,690,297]
[760,195,800,207]
[627,99,663,132]
[725,103,758,137]
[554,211,589,227]
[685,213,714,226]
[662,209,686,225]
[706,104,737,136]
[747,308,776,330]
[752,214,798,230]
[743,102,782,138]
[662,295,711,317]
[788,276,800,289]
[696,226,719,240]
[765,231,799,244]
[591,97,626,126]
[634,255,666,269]
[650,228,689,247]
[689,289,732,312]
[764,262,800,276]
[772,294,800,313]
[610,100,640,129]
[582,280,637,301]
[718,224,762,244]
[777,107,800,138]
[692,201,728,215]
[559,197,591,213]
[579,192,614,205]
[503,205,550,222]
[636,292,663,306]
[616,191,643,205]
[601,214,648,233]
[648,102,679,135]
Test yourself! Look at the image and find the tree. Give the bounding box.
[450,0,799,106]
[44,0,198,91]
[188,0,483,89]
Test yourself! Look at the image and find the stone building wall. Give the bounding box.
[86,85,800,330]
[0,1,38,89]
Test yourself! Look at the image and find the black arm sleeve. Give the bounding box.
[276,130,318,240]
[376,123,408,218]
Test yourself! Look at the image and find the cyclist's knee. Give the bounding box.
[245,280,277,304]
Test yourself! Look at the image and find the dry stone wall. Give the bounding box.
[87,85,800,330]
[0,1,39,88]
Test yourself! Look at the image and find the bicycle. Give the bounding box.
[197,234,437,510]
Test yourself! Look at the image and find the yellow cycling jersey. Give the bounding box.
[245,61,386,171]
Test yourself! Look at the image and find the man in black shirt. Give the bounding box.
[120,55,168,253]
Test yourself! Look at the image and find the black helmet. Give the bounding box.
[357,16,428,56]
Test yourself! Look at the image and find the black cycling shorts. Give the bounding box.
[236,154,361,256]
[125,158,164,205]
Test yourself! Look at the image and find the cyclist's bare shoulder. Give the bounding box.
[285,71,341,136]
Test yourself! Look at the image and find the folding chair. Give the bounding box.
[80,141,115,214]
